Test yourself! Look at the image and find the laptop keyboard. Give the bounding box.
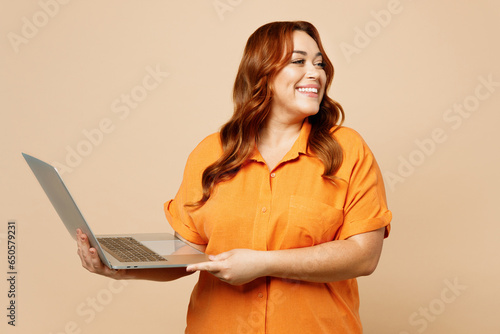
[97,237,166,262]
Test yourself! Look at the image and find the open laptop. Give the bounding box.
[22,153,209,269]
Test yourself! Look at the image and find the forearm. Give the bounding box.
[77,229,195,282]
[262,228,385,283]
[186,228,385,285]
[263,241,372,283]
[117,232,204,281]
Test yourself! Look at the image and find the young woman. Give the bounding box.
[77,21,392,333]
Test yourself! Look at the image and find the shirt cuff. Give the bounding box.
[338,210,392,240]
[164,200,206,245]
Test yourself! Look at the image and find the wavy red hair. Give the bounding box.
[188,21,345,208]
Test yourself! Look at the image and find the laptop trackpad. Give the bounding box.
[141,240,201,256]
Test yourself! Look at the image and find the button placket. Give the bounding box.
[253,165,273,250]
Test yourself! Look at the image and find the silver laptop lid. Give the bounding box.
[22,153,111,267]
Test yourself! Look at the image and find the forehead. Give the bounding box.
[291,30,321,54]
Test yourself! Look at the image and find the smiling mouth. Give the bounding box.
[296,87,320,98]
[297,87,319,94]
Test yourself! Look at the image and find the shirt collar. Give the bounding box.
[250,119,311,163]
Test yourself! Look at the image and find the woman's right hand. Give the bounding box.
[76,229,126,279]
[76,229,197,282]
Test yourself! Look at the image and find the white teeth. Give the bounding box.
[297,87,318,93]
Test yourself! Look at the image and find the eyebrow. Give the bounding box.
[292,50,323,57]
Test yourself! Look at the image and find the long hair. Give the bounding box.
[188,21,344,208]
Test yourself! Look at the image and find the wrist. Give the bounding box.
[109,269,129,280]
[259,250,274,278]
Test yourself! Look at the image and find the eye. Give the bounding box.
[291,59,305,65]
[315,62,326,69]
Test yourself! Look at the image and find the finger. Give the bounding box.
[76,246,86,267]
[187,261,221,273]
[186,261,208,272]
[89,248,100,264]
[209,251,231,261]
[76,229,89,245]
[76,231,87,262]
[76,229,83,248]
[77,233,97,270]
[77,233,91,259]
[88,248,105,273]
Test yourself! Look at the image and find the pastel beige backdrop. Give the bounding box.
[1,0,499,333]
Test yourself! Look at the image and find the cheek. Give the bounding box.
[320,73,327,96]
[320,72,327,86]
[271,74,293,96]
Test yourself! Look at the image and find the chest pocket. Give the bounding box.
[283,195,343,248]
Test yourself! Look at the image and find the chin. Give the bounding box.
[299,106,320,118]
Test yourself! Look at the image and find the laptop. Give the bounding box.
[22,153,209,269]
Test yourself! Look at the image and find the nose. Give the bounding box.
[305,64,320,80]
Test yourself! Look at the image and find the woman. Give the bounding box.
[77,21,392,333]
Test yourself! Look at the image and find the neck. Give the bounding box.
[259,117,304,148]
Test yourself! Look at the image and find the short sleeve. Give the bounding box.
[164,133,222,245]
[336,129,392,240]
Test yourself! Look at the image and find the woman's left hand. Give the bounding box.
[186,249,266,285]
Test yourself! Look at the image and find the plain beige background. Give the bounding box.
[2,0,499,333]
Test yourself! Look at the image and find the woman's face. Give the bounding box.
[269,30,327,123]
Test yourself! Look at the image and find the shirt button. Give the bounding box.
[261,207,267,213]
[270,172,276,178]
[258,293,263,298]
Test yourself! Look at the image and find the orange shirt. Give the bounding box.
[165,120,392,333]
